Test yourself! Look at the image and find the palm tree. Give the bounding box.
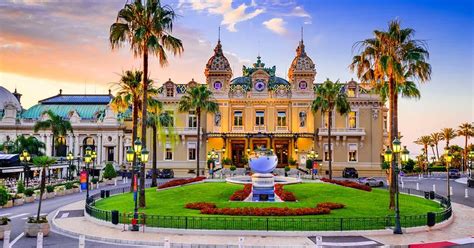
[145,106,175,187]
[32,156,56,222]
[110,0,183,156]
[440,128,457,150]
[350,20,431,209]
[414,135,432,171]
[33,110,73,157]
[430,132,442,160]
[6,135,46,156]
[311,79,351,180]
[178,85,219,177]
[457,123,474,171]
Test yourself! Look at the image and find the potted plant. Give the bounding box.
[0,187,12,208]
[230,165,237,177]
[24,156,56,237]
[24,188,35,203]
[45,185,55,199]
[16,181,25,194]
[55,185,65,196]
[288,158,297,167]
[13,194,24,206]
[64,182,74,194]
[90,178,99,189]
[103,163,117,185]
[284,166,291,177]
[222,158,232,167]
[0,217,11,240]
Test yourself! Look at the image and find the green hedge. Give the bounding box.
[428,166,447,172]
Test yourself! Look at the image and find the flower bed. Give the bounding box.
[321,178,372,192]
[185,202,216,210]
[316,202,345,209]
[158,177,206,189]
[229,184,252,201]
[274,184,296,201]
[200,206,331,216]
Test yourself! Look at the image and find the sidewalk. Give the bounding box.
[51,200,474,247]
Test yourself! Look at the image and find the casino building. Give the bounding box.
[0,37,387,177]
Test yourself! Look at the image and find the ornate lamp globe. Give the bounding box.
[91,151,97,160]
[222,147,226,153]
[22,150,28,157]
[26,155,31,162]
[67,152,73,161]
[140,148,149,163]
[469,150,474,159]
[84,154,91,163]
[392,138,401,153]
[19,154,25,162]
[85,146,92,156]
[401,146,410,163]
[446,152,453,163]
[134,138,142,154]
[384,146,393,162]
[126,148,134,163]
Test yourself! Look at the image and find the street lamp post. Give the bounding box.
[307,148,319,180]
[126,138,147,232]
[84,153,92,201]
[67,151,74,180]
[19,150,31,187]
[384,138,409,235]
[208,149,218,179]
[444,148,453,204]
[91,150,97,180]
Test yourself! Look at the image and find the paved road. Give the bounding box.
[0,179,162,248]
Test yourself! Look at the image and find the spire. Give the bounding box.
[296,27,306,57]
[218,26,221,42]
[301,26,304,42]
[214,26,223,55]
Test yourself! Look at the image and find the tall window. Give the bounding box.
[188,143,196,161]
[348,144,358,162]
[166,86,174,97]
[165,148,173,160]
[107,147,114,162]
[277,111,287,126]
[255,111,264,126]
[383,115,388,131]
[234,111,243,126]
[165,110,174,127]
[324,144,333,162]
[322,112,335,128]
[347,87,356,97]
[188,111,197,128]
[348,111,357,128]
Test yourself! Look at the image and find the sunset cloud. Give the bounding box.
[263,18,287,35]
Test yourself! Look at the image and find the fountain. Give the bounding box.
[226,148,301,202]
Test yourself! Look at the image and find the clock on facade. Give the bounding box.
[213,81,222,90]
[254,79,266,92]
[298,81,308,90]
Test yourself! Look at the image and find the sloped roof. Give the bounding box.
[39,94,112,105]
[22,104,107,120]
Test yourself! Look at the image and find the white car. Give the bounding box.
[357,177,385,187]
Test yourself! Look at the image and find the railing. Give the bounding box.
[232,126,244,132]
[85,184,452,231]
[318,128,366,136]
[254,126,266,132]
[275,126,288,132]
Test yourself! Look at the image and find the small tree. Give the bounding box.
[17,181,25,194]
[103,163,118,180]
[32,156,56,223]
[0,187,9,206]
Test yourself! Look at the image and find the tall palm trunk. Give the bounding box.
[196,108,201,177]
[139,48,148,208]
[151,124,158,187]
[430,145,436,162]
[424,144,429,171]
[51,134,55,157]
[36,166,46,222]
[435,143,440,160]
[463,136,468,172]
[388,77,396,210]
[130,100,138,193]
[328,110,333,180]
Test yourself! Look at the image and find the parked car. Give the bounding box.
[448,169,461,179]
[342,167,358,178]
[146,169,159,179]
[358,177,384,187]
[158,169,174,179]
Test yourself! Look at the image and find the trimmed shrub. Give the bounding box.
[274,184,296,201]
[103,163,117,179]
[229,165,237,171]
[428,166,447,172]
[229,184,252,201]
[17,181,25,194]
[200,207,331,216]
[316,202,345,210]
[91,178,99,184]
[46,185,55,193]
[65,182,73,190]
[321,178,372,192]
[0,187,8,206]
[158,177,206,189]
[24,188,35,197]
[222,158,232,165]
[185,202,217,210]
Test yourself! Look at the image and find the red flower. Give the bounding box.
[185,202,217,210]
[229,184,252,201]
[316,202,345,209]
[321,178,372,192]
[274,184,297,201]
[200,206,331,216]
[158,177,206,189]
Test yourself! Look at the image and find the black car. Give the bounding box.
[448,169,461,179]
[342,167,359,178]
[158,169,174,179]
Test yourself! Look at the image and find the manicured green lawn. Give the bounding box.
[95,182,441,218]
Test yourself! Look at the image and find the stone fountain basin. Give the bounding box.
[226,175,302,185]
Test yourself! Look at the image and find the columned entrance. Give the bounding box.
[252,140,268,150]
[274,140,289,167]
[231,141,245,167]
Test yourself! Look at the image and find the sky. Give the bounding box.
[0,0,473,155]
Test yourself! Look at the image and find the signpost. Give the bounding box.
[80,171,87,190]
